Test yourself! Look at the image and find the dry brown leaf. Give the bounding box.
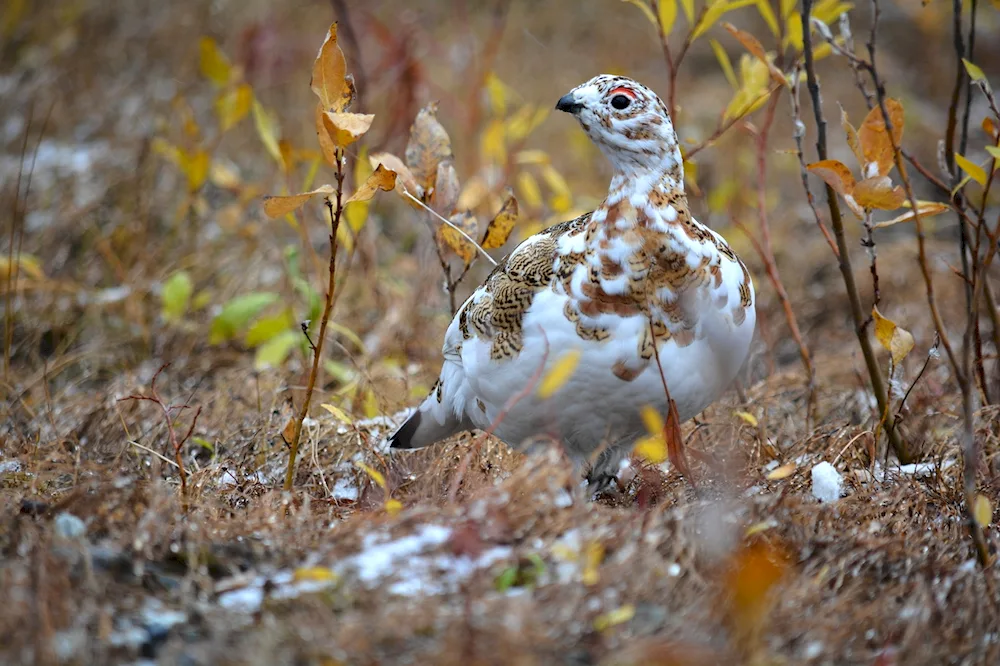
[983,116,997,141]
[262,185,335,218]
[858,99,904,177]
[481,189,519,250]
[431,161,461,215]
[873,200,950,228]
[853,176,905,210]
[321,111,374,148]
[369,152,423,201]
[806,159,856,197]
[723,23,788,86]
[310,23,349,111]
[315,103,338,167]
[438,211,479,264]
[405,103,453,191]
[345,164,397,204]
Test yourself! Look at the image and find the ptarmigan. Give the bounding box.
[388,75,756,491]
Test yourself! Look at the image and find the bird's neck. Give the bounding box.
[606,146,684,200]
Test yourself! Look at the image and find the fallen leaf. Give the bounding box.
[593,604,636,631]
[355,461,387,490]
[766,463,796,480]
[582,541,604,586]
[481,189,519,250]
[384,498,403,516]
[973,494,992,527]
[872,305,914,365]
[734,410,758,427]
[405,103,453,191]
[346,164,397,203]
[293,567,339,583]
[321,403,353,425]
[262,186,335,218]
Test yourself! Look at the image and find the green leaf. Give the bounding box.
[954,152,987,186]
[161,271,193,323]
[253,329,299,370]
[245,309,295,347]
[209,292,279,344]
[962,58,987,83]
[494,566,518,592]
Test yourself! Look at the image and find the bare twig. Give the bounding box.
[284,149,347,490]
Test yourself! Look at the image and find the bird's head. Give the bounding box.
[556,75,682,184]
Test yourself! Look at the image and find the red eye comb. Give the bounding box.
[608,86,636,99]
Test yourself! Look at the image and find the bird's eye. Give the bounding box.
[611,94,631,110]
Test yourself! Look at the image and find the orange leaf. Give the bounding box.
[369,152,423,200]
[853,176,905,210]
[346,164,397,204]
[723,23,787,86]
[262,186,335,218]
[857,99,904,177]
[806,159,856,197]
[840,104,864,168]
[310,23,351,111]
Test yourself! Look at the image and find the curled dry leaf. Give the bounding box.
[345,164,397,204]
[438,211,479,264]
[481,189,519,250]
[431,161,461,215]
[369,152,422,199]
[723,23,788,86]
[262,185,335,218]
[806,159,856,198]
[853,176,905,210]
[873,200,950,228]
[857,99,904,177]
[310,23,351,112]
[840,105,865,168]
[405,103,453,191]
[872,305,914,365]
[321,111,374,148]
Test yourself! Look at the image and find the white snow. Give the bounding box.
[811,462,842,503]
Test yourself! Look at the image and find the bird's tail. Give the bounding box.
[387,376,471,450]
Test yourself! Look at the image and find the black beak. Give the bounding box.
[555,93,583,114]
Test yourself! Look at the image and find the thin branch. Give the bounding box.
[403,189,498,267]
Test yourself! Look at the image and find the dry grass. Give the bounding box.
[2,0,1000,664]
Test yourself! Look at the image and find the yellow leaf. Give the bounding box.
[199,37,231,88]
[262,186,335,218]
[634,435,668,464]
[516,171,543,209]
[783,11,803,51]
[593,604,636,631]
[215,83,252,132]
[962,58,987,83]
[321,403,353,425]
[780,0,797,18]
[252,98,283,167]
[973,494,992,527]
[384,498,403,516]
[724,541,789,636]
[745,521,774,537]
[756,0,779,36]
[872,305,914,365]
[485,72,507,118]
[954,152,987,186]
[482,189,519,250]
[813,0,854,24]
[538,349,582,399]
[986,146,1000,162]
[766,463,796,480]
[293,567,339,583]
[621,0,658,27]
[734,410,758,427]
[405,103,453,191]
[179,149,210,191]
[321,111,374,148]
[710,39,738,89]
[480,118,507,165]
[679,0,695,22]
[515,150,551,165]
[311,23,350,111]
[640,404,665,435]
[346,163,397,204]
[873,200,950,228]
[853,176,905,210]
[355,461,387,490]
[658,0,678,34]
[582,541,604,585]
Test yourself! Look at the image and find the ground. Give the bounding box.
[2,0,1000,664]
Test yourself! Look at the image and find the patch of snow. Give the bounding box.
[553,489,573,508]
[666,562,682,577]
[54,512,86,539]
[331,476,359,501]
[348,525,453,585]
[803,641,824,659]
[0,459,22,475]
[811,462,842,503]
[217,583,265,613]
